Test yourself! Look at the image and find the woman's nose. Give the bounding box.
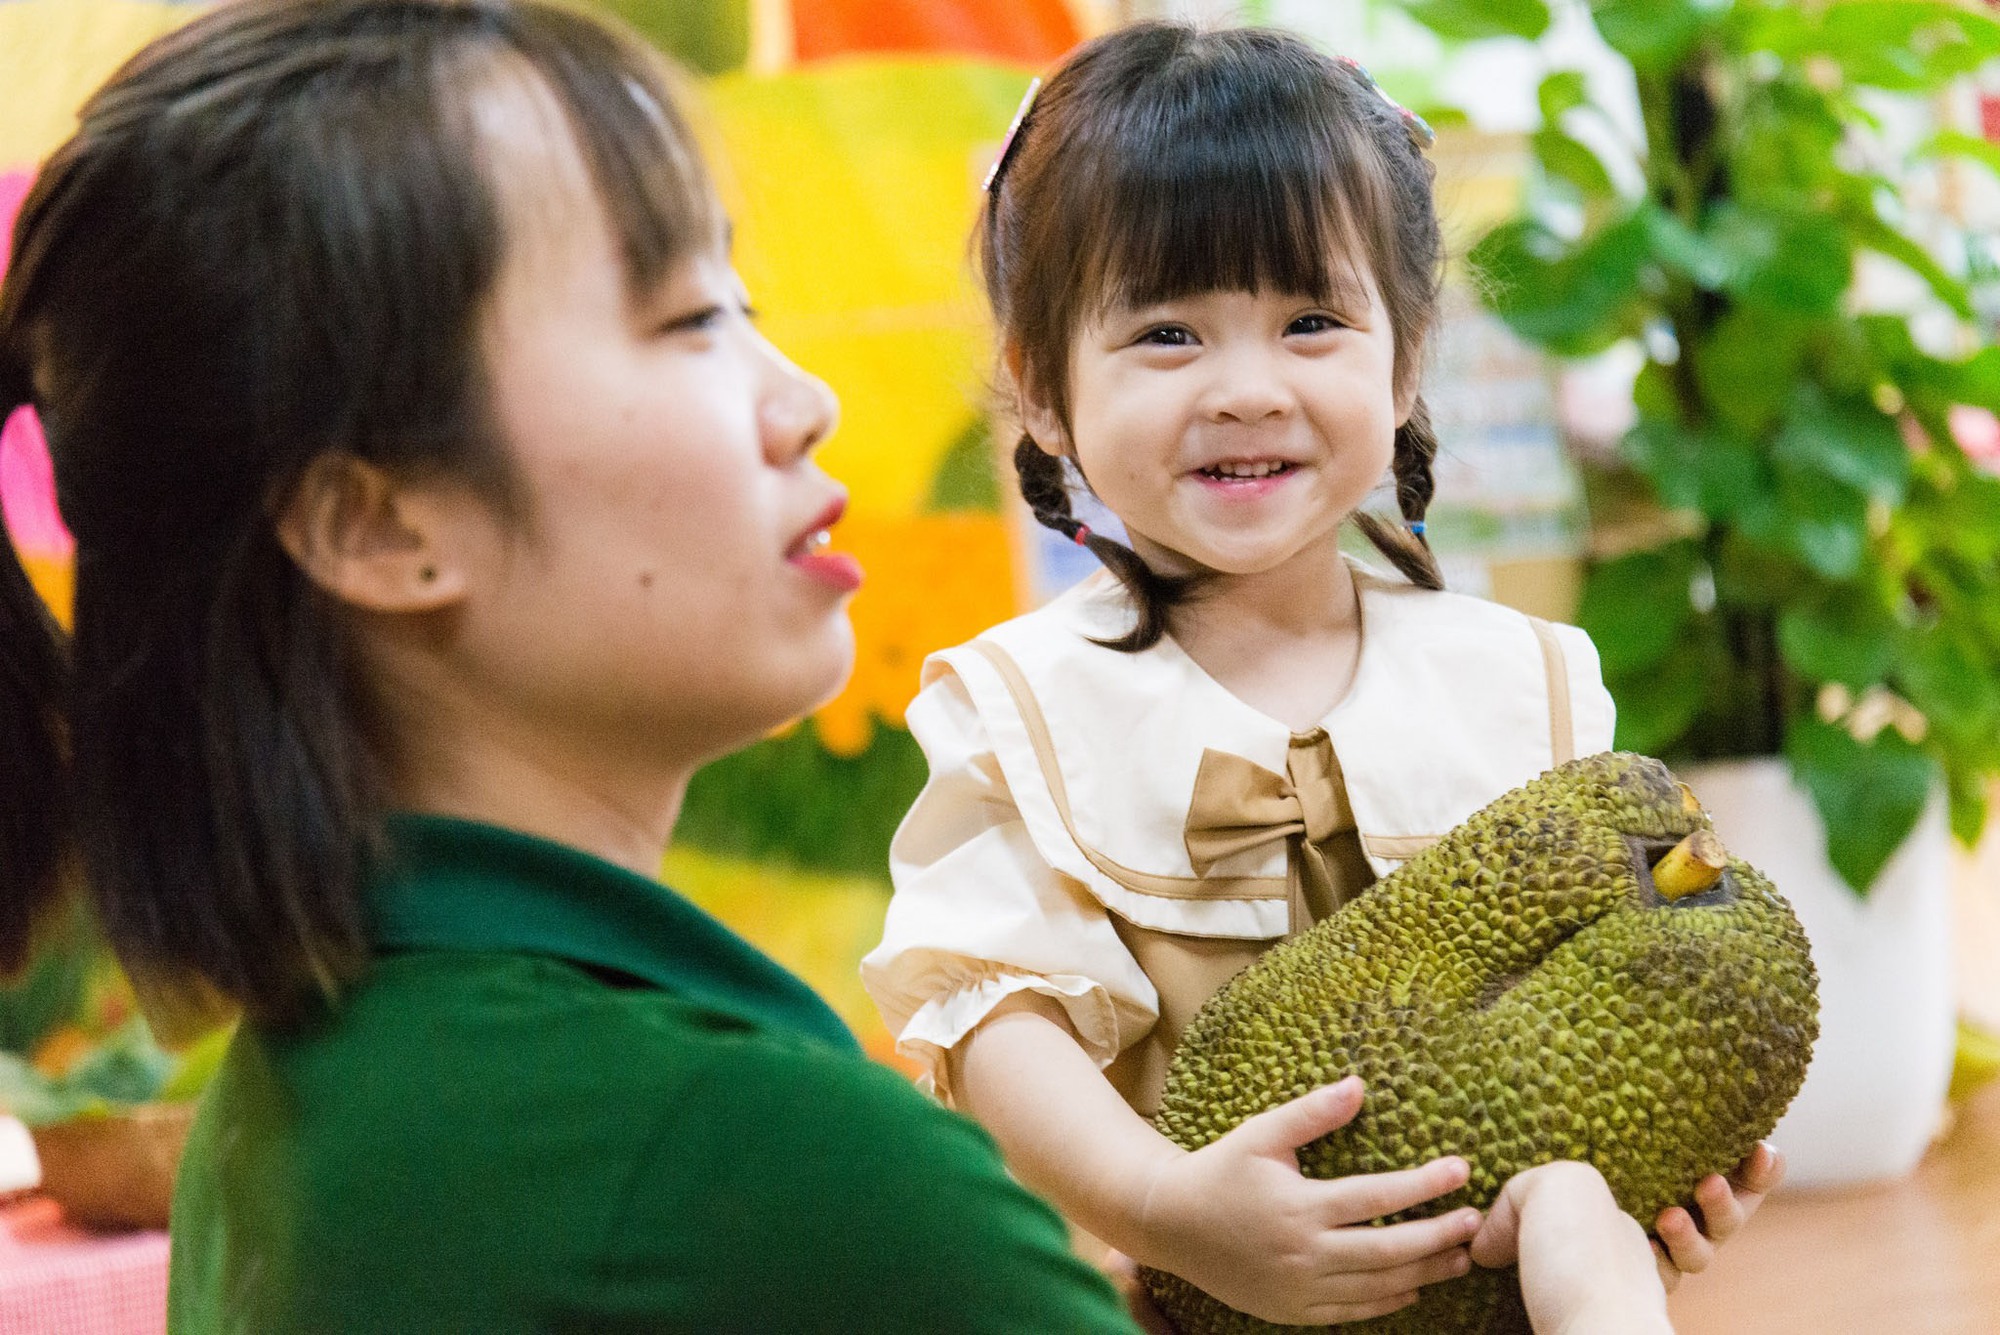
[760,341,839,465]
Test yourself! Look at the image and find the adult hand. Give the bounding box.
[1471,1161,1672,1335]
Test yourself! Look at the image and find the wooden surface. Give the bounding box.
[1667,1078,2000,1334]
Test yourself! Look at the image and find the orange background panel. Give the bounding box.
[792,0,1079,66]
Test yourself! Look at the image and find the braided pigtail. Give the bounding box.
[1012,435,1196,652]
[0,374,75,974]
[1351,396,1445,591]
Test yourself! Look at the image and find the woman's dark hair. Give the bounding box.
[980,22,1445,651]
[0,0,720,1025]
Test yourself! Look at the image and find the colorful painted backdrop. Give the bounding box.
[0,0,1097,1061]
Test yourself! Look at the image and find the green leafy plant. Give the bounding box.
[1400,0,2000,892]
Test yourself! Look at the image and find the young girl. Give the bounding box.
[0,2,1138,1330]
[863,22,1777,1328]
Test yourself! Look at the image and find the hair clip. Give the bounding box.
[1408,520,1427,538]
[983,76,1042,194]
[1335,56,1435,152]
[1072,523,1092,546]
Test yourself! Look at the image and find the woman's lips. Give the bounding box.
[789,546,864,593]
[787,496,864,593]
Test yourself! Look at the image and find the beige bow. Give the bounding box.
[1183,734,1355,933]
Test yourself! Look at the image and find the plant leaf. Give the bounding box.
[1592,0,1723,73]
[1898,627,2000,739]
[1691,308,1808,437]
[1708,205,1853,314]
[1534,128,1618,199]
[1774,467,1870,579]
[1916,130,2000,179]
[1577,542,1700,675]
[1538,70,1590,123]
[1948,774,1990,846]
[1787,716,1937,893]
[1623,417,1777,524]
[1772,388,1911,505]
[1777,592,1898,689]
[1850,213,1974,320]
[1471,213,1651,355]
[1640,205,1735,288]
[1609,641,1710,753]
[1405,0,1552,41]
[1754,0,2000,91]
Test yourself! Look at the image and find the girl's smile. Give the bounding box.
[1039,279,1411,588]
[1191,457,1304,498]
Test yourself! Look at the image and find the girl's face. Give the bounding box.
[1047,268,1411,583]
[435,85,855,777]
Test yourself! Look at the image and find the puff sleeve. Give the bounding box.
[859,669,1160,1105]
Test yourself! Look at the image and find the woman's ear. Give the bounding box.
[275,454,471,612]
[1004,342,1068,459]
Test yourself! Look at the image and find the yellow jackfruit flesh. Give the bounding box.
[1142,752,1820,1335]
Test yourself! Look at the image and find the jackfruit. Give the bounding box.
[1142,752,1819,1335]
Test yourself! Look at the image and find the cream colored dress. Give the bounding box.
[861,559,1617,1118]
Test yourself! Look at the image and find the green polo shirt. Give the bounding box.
[167,815,1134,1333]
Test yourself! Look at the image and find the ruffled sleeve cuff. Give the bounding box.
[869,956,1153,1106]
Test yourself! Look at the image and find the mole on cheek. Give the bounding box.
[638,571,656,589]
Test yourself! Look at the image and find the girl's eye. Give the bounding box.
[1138,325,1195,347]
[1288,313,1345,336]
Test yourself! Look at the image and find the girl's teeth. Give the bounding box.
[1207,461,1286,479]
[803,529,831,555]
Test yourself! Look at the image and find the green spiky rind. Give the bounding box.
[1140,754,1820,1335]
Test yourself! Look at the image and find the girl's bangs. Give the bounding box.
[1083,106,1375,317]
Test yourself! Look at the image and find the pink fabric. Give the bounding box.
[1,408,70,561]
[1,170,73,562]
[0,1199,168,1335]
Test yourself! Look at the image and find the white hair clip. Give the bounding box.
[982,76,1043,194]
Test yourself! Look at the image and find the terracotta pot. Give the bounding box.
[30,1102,196,1231]
[1683,757,1955,1189]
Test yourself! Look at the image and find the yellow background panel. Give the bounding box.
[769,320,992,517]
[706,60,1028,516]
[0,1,198,167]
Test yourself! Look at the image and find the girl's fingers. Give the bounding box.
[1229,1077,1366,1157]
[1323,1207,1483,1269]
[1321,1245,1472,1300]
[1656,1204,1714,1275]
[1650,1238,1683,1294]
[1300,1290,1420,1325]
[1693,1173,1743,1243]
[1318,1156,1472,1225]
[1730,1141,1784,1196]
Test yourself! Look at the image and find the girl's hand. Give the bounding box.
[1134,1077,1481,1326]
[1651,1141,1783,1289]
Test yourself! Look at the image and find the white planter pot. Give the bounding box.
[1681,756,1955,1189]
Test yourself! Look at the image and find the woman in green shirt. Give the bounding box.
[0,2,1134,1329]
